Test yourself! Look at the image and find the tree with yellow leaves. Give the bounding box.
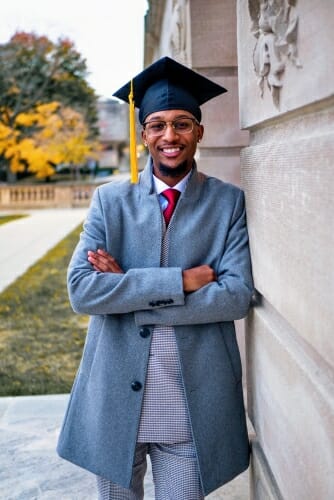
[0,32,99,181]
[1,102,99,179]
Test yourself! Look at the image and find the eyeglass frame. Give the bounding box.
[142,117,200,136]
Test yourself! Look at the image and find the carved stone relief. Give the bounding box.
[248,0,302,107]
[170,0,189,66]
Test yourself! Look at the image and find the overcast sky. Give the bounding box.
[0,0,148,100]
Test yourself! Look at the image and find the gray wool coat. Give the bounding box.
[57,161,254,496]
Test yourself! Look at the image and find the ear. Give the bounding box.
[197,124,204,142]
[141,129,148,146]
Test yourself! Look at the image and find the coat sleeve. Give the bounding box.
[67,187,185,315]
[134,190,254,325]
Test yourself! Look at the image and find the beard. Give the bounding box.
[157,160,189,178]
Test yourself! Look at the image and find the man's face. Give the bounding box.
[141,109,204,186]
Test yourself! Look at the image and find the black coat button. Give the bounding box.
[139,327,150,338]
[131,381,142,391]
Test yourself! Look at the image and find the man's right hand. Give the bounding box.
[87,249,124,274]
[182,265,217,292]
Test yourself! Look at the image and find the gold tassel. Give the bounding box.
[128,79,139,183]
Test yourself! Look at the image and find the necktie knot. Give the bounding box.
[162,188,180,226]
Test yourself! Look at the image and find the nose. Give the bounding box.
[162,122,179,140]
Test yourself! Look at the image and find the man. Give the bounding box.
[57,57,253,499]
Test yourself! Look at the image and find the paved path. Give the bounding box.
[0,395,249,499]
[0,208,88,294]
[0,207,249,499]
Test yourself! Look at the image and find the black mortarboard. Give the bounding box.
[113,57,227,183]
[113,56,227,124]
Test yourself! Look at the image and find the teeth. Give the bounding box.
[162,147,180,153]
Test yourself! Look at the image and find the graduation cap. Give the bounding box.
[113,56,227,183]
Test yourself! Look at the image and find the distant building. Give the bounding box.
[97,98,147,173]
[97,98,128,170]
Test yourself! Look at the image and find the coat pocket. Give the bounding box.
[219,322,243,383]
[78,315,106,379]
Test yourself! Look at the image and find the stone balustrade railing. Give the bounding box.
[0,183,97,209]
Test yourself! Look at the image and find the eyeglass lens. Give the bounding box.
[144,118,195,136]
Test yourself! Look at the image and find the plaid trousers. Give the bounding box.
[96,441,204,500]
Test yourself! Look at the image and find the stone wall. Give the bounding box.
[0,184,94,209]
[190,0,249,186]
[237,0,334,498]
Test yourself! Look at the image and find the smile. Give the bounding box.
[160,146,184,154]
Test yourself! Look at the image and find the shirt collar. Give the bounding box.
[153,169,192,195]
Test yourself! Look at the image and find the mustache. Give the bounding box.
[157,160,189,178]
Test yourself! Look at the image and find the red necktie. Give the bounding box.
[162,188,180,226]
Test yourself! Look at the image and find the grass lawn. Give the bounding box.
[0,214,29,226]
[0,223,88,396]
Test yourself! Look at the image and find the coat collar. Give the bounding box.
[139,157,206,201]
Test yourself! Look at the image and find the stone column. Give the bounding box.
[144,0,248,186]
[190,0,249,186]
[237,0,334,498]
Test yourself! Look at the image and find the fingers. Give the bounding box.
[182,265,217,292]
[87,249,123,273]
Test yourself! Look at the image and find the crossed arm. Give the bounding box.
[68,186,253,323]
[87,249,216,293]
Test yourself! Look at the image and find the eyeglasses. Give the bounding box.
[142,117,199,136]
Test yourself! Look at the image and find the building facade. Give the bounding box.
[144,0,248,186]
[97,98,128,170]
[144,1,334,499]
[97,98,147,173]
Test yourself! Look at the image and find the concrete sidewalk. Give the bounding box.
[0,207,249,499]
[0,396,249,499]
[0,208,88,294]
